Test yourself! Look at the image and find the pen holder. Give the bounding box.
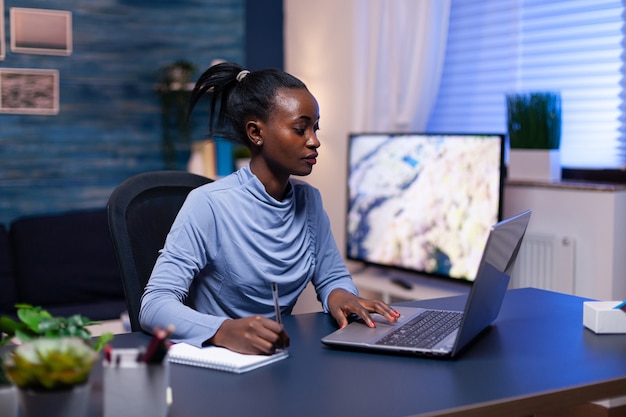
[103,350,170,417]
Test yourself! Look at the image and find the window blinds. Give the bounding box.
[427,0,624,169]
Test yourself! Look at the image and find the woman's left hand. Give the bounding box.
[327,289,401,329]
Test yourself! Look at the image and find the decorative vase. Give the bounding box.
[17,383,90,417]
[187,139,217,178]
[508,149,561,182]
[0,385,18,417]
[234,158,250,170]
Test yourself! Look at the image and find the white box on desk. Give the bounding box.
[583,301,626,334]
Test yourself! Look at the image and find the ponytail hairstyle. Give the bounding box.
[188,62,308,147]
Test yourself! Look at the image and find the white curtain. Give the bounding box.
[285,0,452,253]
[352,0,451,132]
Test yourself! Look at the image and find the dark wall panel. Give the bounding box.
[245,0,283,71]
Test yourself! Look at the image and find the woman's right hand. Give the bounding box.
[209,316,290,355]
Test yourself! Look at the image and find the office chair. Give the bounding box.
[107,171,213,332]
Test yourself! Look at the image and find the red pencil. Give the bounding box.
[143,325,174,364]
[104,344,112,363]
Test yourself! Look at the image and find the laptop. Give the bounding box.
[321,210,531,358]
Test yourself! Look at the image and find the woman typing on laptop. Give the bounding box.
[139,62,400,355]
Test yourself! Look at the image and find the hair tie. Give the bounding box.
[236,70,250,82]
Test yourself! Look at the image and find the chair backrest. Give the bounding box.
[107,171,213,332]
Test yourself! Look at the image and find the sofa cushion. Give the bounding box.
[9,209,126,320]
[0,224,17,315]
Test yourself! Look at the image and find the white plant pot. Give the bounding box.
[235,158,250,170]
[17,383,90,417]
[0,385,18,417]
[508,149,561,182]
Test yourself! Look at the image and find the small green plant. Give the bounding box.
[0,304,113,390]
[157,59,197,89]
[233,145,251,160]
[3,338,97,391]
[0,304,112,351]
[506,91,561,150]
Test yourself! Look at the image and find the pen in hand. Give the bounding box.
[272,281,282,326]
[271,282,289,351]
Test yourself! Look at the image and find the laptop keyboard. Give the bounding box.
[375,310,463,349]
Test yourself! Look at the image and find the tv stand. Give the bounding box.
[347,262,470,303]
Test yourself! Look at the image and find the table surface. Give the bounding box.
[91,288,626,417]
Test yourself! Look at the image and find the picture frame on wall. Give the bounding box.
[10,7,72,56]
[0,0,5,60]
[0,68,60,115]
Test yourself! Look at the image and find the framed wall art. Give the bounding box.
[10,7,72,56]
[0,68,59,115]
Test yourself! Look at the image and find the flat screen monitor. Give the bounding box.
[346,133,504,282]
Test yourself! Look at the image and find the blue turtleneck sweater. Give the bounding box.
[139,165,358,347]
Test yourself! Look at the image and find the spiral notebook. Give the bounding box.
[167,343,288,374]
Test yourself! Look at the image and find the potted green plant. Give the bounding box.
[155,60,198,169]
[0,305,113,417]
[506,91,562,182]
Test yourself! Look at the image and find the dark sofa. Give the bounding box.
[0,209,127,321]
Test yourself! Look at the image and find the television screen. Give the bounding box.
[346,133,504,282]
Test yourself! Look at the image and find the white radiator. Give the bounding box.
[509,233,576,294]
